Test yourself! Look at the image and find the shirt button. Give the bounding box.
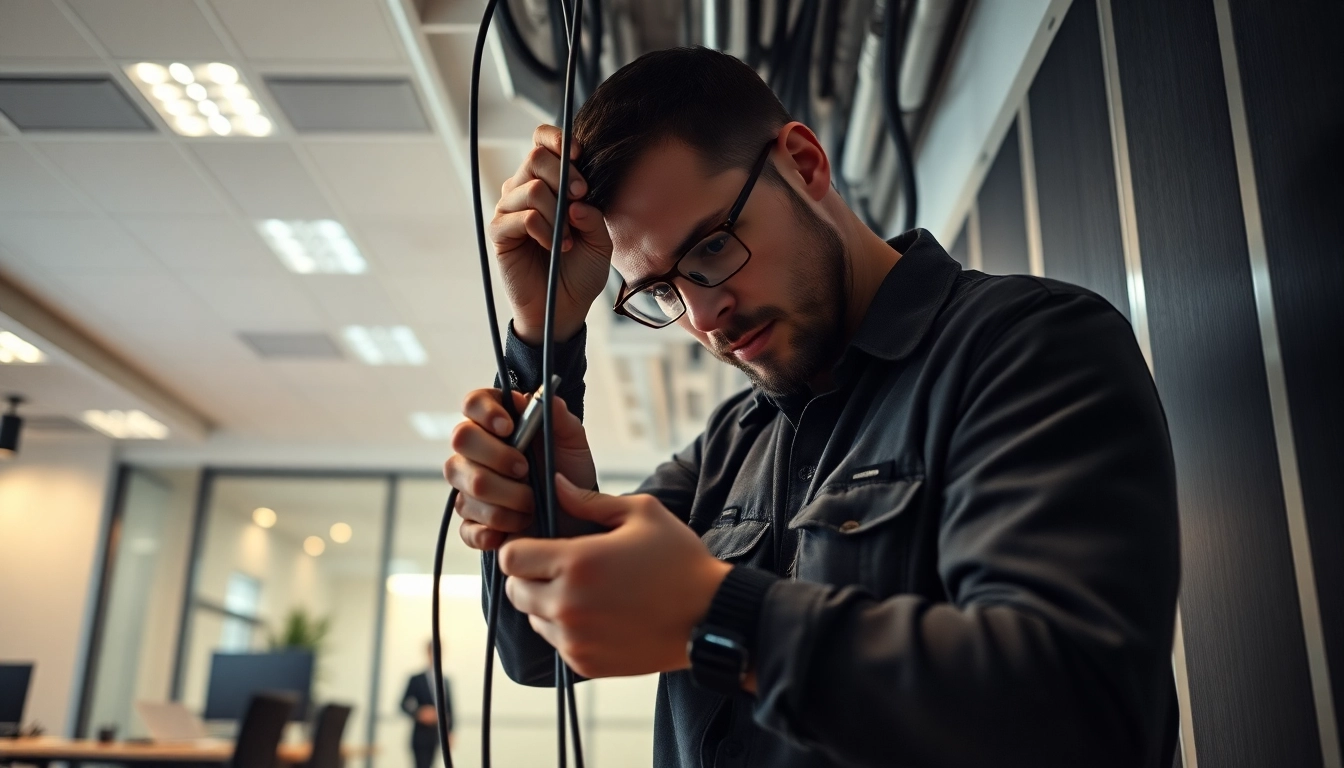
[839,520,860,532]
[798,465,814,481]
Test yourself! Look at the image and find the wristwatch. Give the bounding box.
[687,566,777,694]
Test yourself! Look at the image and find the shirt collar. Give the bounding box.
[738,229,961,424]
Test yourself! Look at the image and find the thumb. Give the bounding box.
[555,473,628,528]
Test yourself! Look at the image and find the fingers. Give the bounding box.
[455,492,532,533]
[444,454,535,514]
[533,124,582,161]
[503,141,586,201]
[498,536,571,580]
[450,418,528,480]
[504,574,560,618]
[461,388,530,440]
[459,520,507,551]
[554,473,632,528]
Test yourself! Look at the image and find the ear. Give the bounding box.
[775,122,831,203]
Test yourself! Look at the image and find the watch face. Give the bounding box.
[689,625,748,693]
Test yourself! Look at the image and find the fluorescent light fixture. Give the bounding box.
[253,507,277,528]
[81,409,170,439]
[329,522,352,543]
[256,219,367,274]
[342,326,427,366]
[0,330,45,364]
[303,535,325,556]
[126,61,276,137]
[386,573,481,598]
[409,412,463,440]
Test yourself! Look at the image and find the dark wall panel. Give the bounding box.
[1028,0,1128,319]
[976,121,1030,275]
[1229,0,1344,739]
[1111,1,1322,765]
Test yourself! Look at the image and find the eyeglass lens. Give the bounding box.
[622,231,750,326]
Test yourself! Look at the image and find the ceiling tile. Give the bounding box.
[266,77,428,133]
[122,215,285,277]
[67,0,228,59]
[0,144,90,213]
[0,214,166,275]
[0,0,100,60]
[190,143,335,219]
[301,274,403,325]
[0,77,154,131]
[182,274,326,329]
[38,141,228,215]
[208,0,402,62]
[380,274,484,325]
[58,273,212,327]
[302,142,465,217]
[352,216,476,277]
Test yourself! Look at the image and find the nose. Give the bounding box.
[676,278,734,334]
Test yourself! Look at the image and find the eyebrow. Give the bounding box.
[628,206,732,288]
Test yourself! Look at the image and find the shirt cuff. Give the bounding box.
[707,566,780,659]
[750,578,836,745]
[501,320,588,422]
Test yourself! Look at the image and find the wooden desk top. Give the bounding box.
[0,736,369,763]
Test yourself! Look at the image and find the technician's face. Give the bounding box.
[606,141,848,396]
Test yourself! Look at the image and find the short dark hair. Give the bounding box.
[575,47,793,211]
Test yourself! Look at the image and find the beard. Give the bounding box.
[708,185,850,397]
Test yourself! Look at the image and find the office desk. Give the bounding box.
[0,737,368,765]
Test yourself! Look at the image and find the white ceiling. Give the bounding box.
[0,0,676,472]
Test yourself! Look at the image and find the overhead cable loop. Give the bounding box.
[882,0,918,232]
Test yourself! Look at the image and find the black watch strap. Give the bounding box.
[688,566,778,694]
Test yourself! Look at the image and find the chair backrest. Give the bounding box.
[230,692,295,768]
[303,703,352,768]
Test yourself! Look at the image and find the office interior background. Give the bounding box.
[0,0,1339,766]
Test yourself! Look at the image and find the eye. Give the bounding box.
[702,235,730,256]
[646,283,673,299]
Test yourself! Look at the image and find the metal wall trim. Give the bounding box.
[170,468,215,700]
[968,201,984,271]
[365,474,399,768]
[1211,1,1341,764]
[1095,1,1191,766]
[1017,101,1046,277]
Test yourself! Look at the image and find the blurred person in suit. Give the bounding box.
[402,640,453,768]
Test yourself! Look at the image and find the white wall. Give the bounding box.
[0,432,115,735]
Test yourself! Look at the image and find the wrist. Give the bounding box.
[514,317,585,347]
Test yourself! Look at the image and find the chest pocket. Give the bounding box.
[788,475,923,595]
[701,507,771,565]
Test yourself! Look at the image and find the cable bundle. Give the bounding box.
[431,1,588,766]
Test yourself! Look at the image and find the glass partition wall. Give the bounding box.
[82,469,658,767]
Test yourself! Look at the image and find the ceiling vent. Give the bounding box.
[264,77,429,132]
[0,77,153,131]
[25,415,94,433]
[239,332,344,360]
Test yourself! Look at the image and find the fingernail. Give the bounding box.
[493,417,510,435]
[555,473,574,489]
[570,180,585,196]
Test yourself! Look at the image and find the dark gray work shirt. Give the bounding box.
[484,230,1180,767]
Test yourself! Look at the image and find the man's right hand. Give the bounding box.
[490,125,613,346]
[445,388,598,551]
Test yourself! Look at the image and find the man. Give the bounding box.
[401,640,453,768]
[444,47,1180,767]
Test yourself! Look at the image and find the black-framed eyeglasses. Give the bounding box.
[613,141,774,328]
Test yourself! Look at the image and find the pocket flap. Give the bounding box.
[702,519,770,561]
[788,477,923,534]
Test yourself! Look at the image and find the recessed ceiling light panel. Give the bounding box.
[256,219,367,274]
[343,326,427,366]
[409,412,463,440]
[126,61,275,137]
[81,409,169,439]
[0,330,46,364]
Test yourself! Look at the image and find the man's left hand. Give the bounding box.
[499,474,732,679]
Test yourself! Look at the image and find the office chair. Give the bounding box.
[229,693,295,768]
[301,703,351,768]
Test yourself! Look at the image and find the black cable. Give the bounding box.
[817,0,843,100]
[544,1,587,767]
[766,0,793,91]
[882,0,918,232]
[682,0,694,45]
[746,0,764,68]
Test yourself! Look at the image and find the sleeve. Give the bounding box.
[748,289,1181,767]
[401,676,419,717]
[483,321,714,686]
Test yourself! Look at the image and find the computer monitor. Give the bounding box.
[202,651,313,722]
[0,663,33,736]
